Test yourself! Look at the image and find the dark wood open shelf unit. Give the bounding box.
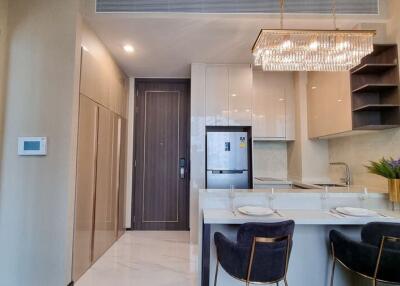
[350,44,400,130]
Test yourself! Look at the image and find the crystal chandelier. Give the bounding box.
[252,0,375,72]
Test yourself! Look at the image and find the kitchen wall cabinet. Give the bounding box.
[205,65,229,126]
[252,71,295,140]
[307,72,352,138]
[307,45,400,139]
[228,65,253,126]
[205,64,252,126]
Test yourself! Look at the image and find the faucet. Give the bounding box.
[330,162,351,186]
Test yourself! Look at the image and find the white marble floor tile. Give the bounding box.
[75,231,198,286]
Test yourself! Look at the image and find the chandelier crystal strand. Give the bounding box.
[253,30,374,72]
[252,0,375,72]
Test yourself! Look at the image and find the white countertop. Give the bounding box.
[203,208,400,225]
[201,187,387,195]
[253,177,292,185]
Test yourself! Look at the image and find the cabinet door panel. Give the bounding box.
[307,72,352,138]
[228,65,253,126]
[72,95,98,281]
[252,72,287,138]
[205,66,229,126]
[93,107,117,261]
[117,118,127,238]
[80,49,108,106]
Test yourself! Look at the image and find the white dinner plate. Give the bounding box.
[237,206,274,216]
[335,207,378,217]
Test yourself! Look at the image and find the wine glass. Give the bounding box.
[229,184,236,213]
[359,187,369,208]
[268,188,276,210]
[321,186,329,211]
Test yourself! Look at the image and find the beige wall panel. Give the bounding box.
[72,95,98,281]
[0,0,80,285]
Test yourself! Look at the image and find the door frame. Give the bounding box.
[131,78,191,230]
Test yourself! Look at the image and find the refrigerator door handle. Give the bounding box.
[211,170,245,174]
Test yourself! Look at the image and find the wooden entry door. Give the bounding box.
[133,79,190,230]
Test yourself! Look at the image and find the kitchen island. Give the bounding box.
[199,188,399,286]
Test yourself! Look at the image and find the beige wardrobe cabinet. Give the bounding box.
[205,64,252,126]
[72,47,128,281]
[307,72,352,139]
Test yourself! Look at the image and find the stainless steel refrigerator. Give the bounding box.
[206,131,250,189]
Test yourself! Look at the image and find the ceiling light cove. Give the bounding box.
[123,44,135,53]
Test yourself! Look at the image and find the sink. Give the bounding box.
[314,183,347,187]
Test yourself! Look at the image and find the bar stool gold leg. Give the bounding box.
[330,259,336,286]
[214,262,219,286]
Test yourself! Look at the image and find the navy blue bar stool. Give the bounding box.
[214,221,295,286]
[330,222,400,286]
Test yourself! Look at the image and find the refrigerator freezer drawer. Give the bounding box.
[206,170,249,189]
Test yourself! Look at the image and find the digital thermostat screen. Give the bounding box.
[18,137,47,156]
[24,141,40,151]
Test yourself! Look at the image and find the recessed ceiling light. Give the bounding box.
[123,44,135,53]
[231,94,237,97]
[311,86,317,90]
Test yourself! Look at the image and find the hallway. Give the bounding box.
[75,231,198,286]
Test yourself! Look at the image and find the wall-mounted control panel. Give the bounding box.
[18,137,47,156]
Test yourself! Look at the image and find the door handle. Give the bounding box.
[179,158,185,179]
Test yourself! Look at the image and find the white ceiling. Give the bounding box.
[81,0,389,78]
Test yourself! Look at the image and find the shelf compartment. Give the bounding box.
[351,63,397,74]
[352,83,398,93]
[353,104,400,112]
[353,124,400,130]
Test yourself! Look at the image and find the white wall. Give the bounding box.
[0,0,80,285]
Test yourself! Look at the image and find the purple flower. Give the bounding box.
[389,158,400,168]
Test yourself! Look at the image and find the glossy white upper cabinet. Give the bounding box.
[252,71,295,140]
[205,65,229,126]
[205,64,252,126]
[228,65,253,126]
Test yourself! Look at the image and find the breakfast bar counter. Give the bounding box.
[199,189,400,286]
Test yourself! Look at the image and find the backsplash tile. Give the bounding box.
[328,128,400,190]
[253,141,287,179]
